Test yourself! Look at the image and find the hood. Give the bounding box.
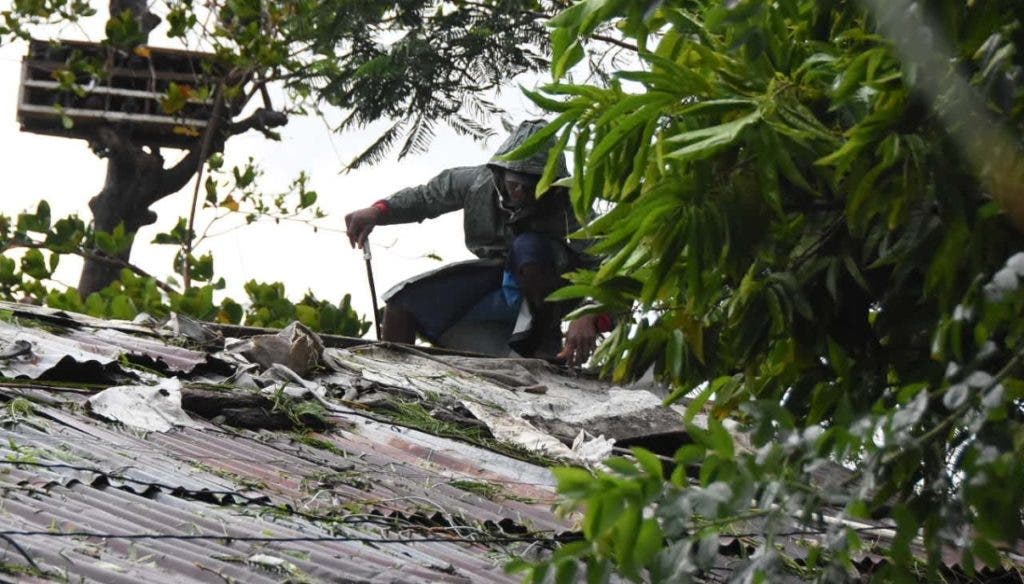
[487,119,569,179]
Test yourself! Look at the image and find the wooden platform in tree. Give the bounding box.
[17,38,222,149]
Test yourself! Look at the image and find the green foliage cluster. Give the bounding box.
[0,177,369,338]
[508,0,1024,581]
[252,0,561,166]
[241,281,369,336]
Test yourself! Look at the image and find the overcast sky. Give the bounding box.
[0,10,547,336]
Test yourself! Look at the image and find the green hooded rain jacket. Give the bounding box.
[382,119,582,264]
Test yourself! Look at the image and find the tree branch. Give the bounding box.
[589,33,638,52]
[182,87,230,290]
[76,248,178,294]
[228,107,289,139]
[12,241,177,295]
[160,147,206,200]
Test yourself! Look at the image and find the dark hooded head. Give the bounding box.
[486,119,569,217]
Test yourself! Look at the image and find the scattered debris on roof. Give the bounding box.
[3,301,1017,582]
[0,300,679,582]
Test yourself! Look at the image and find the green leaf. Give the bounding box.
[299,188,317,209]
[536,125,574,199]
[20,249,51,280]
[548,0,616,34]
[521,86,585,113]
[295,304,318,328]
[161,81,192,114]
[706,417,734,459]
[631,447,663,481]
[17,201,52,233]
[152,218,190,245]
[552,467,595,497]
[84,293,107,317]
[971,538,1002,570]
[554,559,579,584]
[612,507,642,576]
[0,257,20,286]
[633,518,663,568]
[204,177,218,205]
[45,216,86,252]
[666,111,762,162]
[587,95,674,169]
[551,27,585,80]
[603,457,641,477]
[678,378,720,421]
[188,253,214,282]
[109,294,137,320]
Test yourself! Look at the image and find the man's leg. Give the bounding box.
[381,304,417,344]
[509,233,571,357]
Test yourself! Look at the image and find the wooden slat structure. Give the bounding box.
[17,39,222,148]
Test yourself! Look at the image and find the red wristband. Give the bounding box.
[595,313,614,333]
[371,200,390,215]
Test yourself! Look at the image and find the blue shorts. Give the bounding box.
[385,233,564,342]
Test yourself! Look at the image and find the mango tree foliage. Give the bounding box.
[509,0,1024,581]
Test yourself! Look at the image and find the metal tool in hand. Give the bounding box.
[363,238,383,340]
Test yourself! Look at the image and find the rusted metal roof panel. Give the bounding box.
[4,302,1022,580]
[0,386,566,582]
[0,481,517,583]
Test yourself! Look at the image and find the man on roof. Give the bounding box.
[344,119,611,365]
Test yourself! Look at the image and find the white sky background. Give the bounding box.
[0,3,551,336]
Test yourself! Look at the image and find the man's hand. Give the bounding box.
[344,206,383,249]
[557,313,602,366]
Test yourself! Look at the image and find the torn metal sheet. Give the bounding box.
[0,318,212,380]
[161,312,224,347]
[86,378,204,432]
[232,321,324,376]
[460,401,575,459]
[63,327,210,374]
[571,431,616,464]
[0,319,121,378]
[0,382,566,582]
[327,345,681,462]
[0,299,158,334]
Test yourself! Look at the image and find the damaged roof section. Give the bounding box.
[0,311,220,381]
[1,301,1019,582]
[0,300,685,582]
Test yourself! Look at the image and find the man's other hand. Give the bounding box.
[344,206,383,249]
[557,313,601,366]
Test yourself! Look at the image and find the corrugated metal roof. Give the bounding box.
[0,300,599,582]
[0,392,568,582]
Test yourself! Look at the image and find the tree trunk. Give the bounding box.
[76,1,283,296]
[78,145,165,296]
[77,1,186,297]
